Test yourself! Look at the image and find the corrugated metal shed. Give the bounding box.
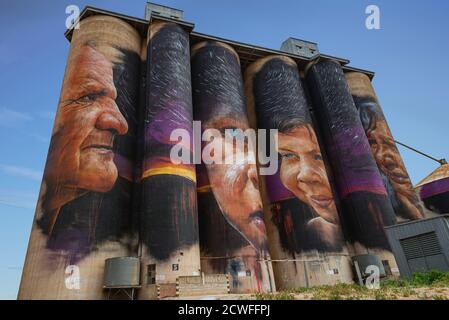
[385,215,449,278]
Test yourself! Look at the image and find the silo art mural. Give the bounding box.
[306,60,396,257]
[18,15,142,299]
[345,72,424,222]
[191,41,274,293]
[245,56,353,289]
[19,8,433,298]
[139,22,201,299]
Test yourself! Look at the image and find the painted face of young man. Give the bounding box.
[367,118,423,219]
[277,125,339,224]
[204,115,267,251]
[45,45,128,196]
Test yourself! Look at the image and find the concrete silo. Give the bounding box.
[245,56,353,289]
[305,60,398,275]
[345,72,425,222]
[191,41,275,293]
[18,15,142,299]
[18,3,431,298]
[138,21,201,299]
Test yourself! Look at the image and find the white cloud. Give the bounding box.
[0,199,36,210]
[27,133,50,144]
[0,189,39,210]
[37,111,56,120]
[0,108,32,127]
[0,164,42,181]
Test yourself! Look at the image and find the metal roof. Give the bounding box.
[416,164,449,188]
[64,6,149,40]
[64,6,375,79]
[384,214,449,229]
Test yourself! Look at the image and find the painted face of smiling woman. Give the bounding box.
[277,124,339,225]
[44,44,128,218]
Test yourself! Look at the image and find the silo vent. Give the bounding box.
[280,37,319,59]
[145,2,184,21]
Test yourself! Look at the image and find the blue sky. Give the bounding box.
[0,0,448,299]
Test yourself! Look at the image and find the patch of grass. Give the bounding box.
[289,287,311,294]
[254,292,295,300]
[417,292,429,300]
[253,272,449,300]
[381,278,410,288]
[323,283,367,295]
[328,293,342,300]
[374,291,390,300]
[397,287,415,297]
[380,271,449,289]
[411,270,449,287]
[305,283,369,300]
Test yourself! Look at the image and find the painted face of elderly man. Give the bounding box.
[42,44,128,233]
[359,99,424,220]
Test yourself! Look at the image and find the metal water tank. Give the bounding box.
[103,257,141,288]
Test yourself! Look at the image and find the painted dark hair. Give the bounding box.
[306,60,362,129]
[146,23,193,130]
[197,190,265,289]
[271,198,344,254]
[341,191,395,249]
[356,95,384,135]
[144,22,194,161]
[191,41,247,124]
[252,57,312,132]
[198,191,249,258]
[139,23,199,260]
[113,47,141,160]
[43,178,135,264]
[306,60,396,250]
[140,175,198,260]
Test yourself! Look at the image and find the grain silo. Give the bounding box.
[138,21,201,299]
[191,41,275,293]
[18,2,430,298]
[345,72,425,222]
[244,56,353,289]
[305,60,398,274]
[18,15,142,299]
